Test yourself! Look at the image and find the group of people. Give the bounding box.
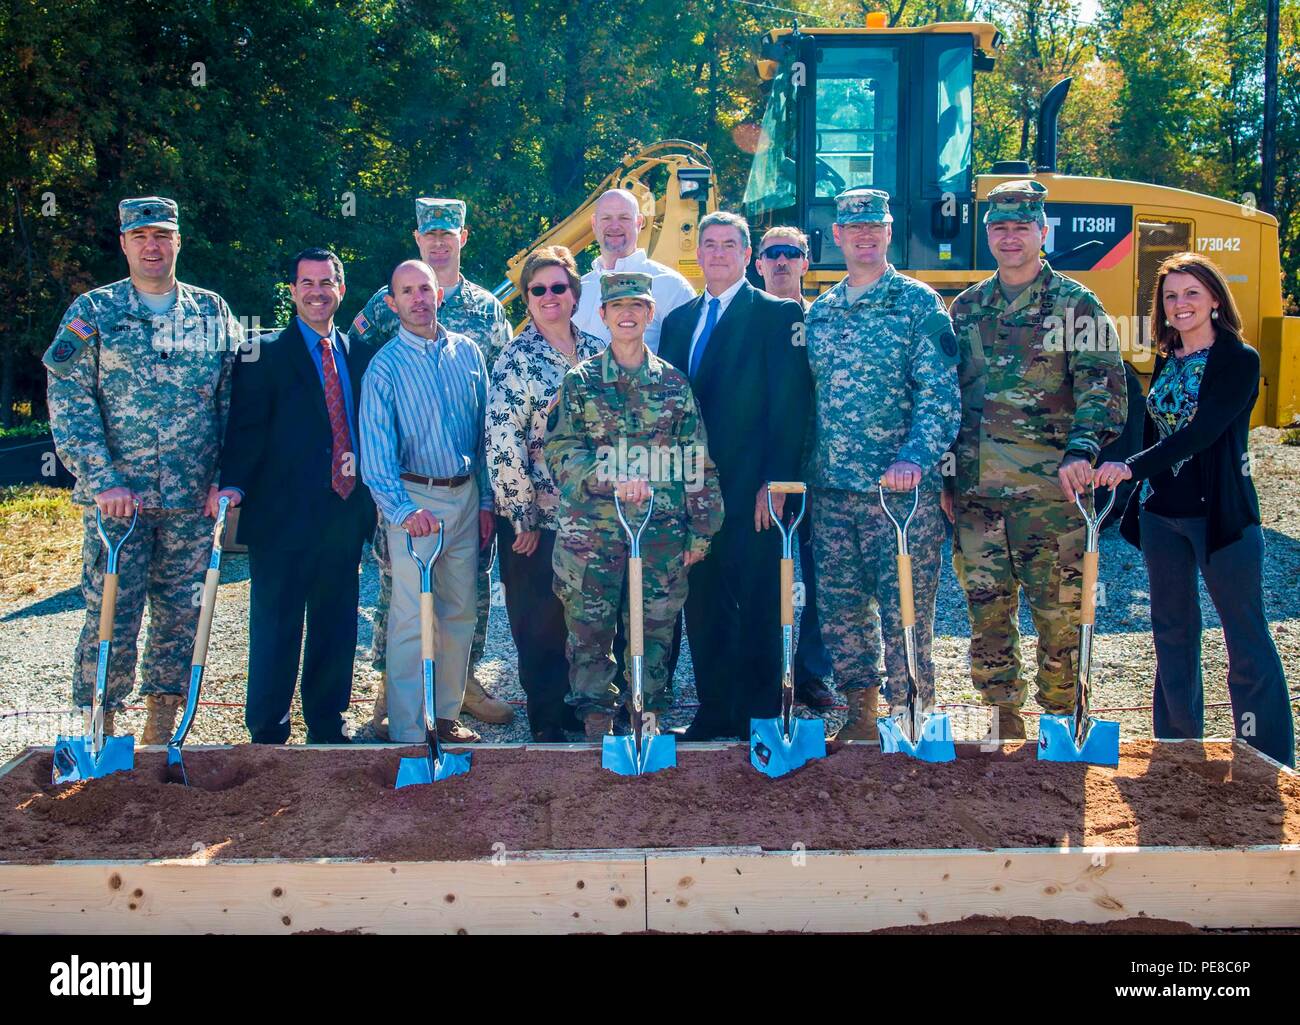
[43,181,1295,768]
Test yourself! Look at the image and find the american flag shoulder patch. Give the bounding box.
[66,317,97,342]
[351,312,371,336]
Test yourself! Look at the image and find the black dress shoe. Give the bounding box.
[531,727,567,743]
[794,676,836,710]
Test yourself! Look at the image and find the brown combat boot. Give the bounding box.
[351,671,390,742]
[462,671,515,725]
[141,694,182,745]
[834,686,880,743]
[584,711,614,742]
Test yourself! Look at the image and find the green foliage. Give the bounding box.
[2,0,1298,423]
[0,420,49,441]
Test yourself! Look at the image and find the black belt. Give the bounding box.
[400,471,471,488]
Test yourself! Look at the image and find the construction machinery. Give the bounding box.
[497,18,1299,427]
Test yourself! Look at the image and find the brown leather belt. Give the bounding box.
[400,471,472,488]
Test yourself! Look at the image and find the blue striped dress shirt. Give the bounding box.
[360,325,492,526]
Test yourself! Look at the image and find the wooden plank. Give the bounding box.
[645,846,1300,932]
[0,852,648,935]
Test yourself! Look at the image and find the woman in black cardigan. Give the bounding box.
[1095,252,1293,767]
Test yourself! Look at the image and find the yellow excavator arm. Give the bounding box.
[491,140,718,310]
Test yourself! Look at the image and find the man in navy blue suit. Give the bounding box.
[217,248,377,743]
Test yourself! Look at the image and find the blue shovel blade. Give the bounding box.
[750,717,827,777]
[878,712,956,763]
[1037,714,1120,766]
[51,735,135,785]
[395,748,473,789]
[602,734,677,776]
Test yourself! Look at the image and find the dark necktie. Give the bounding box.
[319,336,355,500]
[689,297,721,378]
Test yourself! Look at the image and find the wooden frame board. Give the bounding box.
[2,739,1295,934]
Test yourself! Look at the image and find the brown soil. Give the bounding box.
[1,740,1295,863]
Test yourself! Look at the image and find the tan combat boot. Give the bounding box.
[994,704,1026,742]
[462,671,515,725]
[351,671,390,742]
[142,694,182,745]
[584,711,614,743]
[835,686,880,743]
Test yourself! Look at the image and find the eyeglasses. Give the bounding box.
[759,244,806,261]
[528,283,571,297]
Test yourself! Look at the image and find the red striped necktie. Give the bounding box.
[319,335,356,500]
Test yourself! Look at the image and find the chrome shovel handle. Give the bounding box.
[1074,483,1117,552]
[404,524,445,590]
[95,503,140,574]
[878,483,919,557]
[614,488,655,557]
[766,482,807,559]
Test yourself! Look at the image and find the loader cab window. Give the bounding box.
[935,45,972,195]
[813,46,900,199]
[743,62,799,218]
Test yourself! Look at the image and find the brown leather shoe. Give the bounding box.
[142,694,182,745]
[833,686,880,743]
[461,672,515,725]
[436,718,482,744]
[996,704,1027,741]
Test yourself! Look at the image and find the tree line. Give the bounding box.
[2,0,1296,426]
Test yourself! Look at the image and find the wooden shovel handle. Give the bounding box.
[628,556,644,657]
[99,573,119,643]
[896,554,916,628]
[780,558,794,627]
[191,567,221,668]
[1080,550,1100,626]
[420,592,439,662]
[767,481,806,494]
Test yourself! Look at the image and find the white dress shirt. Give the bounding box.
[574,248,696,353]
[687,276,746,371]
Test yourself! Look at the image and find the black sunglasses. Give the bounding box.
[760,244,806,261]
[528,283,571,297]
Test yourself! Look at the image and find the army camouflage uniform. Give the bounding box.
[949,181,1128,715]
[806,262,961,713]
[350,203,512,676]
[544,284,722,716]
[43,198,239,710]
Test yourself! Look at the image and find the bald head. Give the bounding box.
[384,259,441,337]
[593,189,644,263]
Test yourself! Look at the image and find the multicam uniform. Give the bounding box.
[350,202,513,677]
[43,198,240,711]
[544,277,722,716]
[806,262,961,713]
[949,181,1128,716]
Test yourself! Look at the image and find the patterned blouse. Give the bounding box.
[1140,347,1210,504]
[487,321,605,532]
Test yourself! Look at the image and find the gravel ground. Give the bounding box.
[3,427,1299,766]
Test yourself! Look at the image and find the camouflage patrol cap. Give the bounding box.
[119,196,179,233]
[834,188,893,225]
[984,180,1048,225]
[599,271,654,304]
[416,198,467,233]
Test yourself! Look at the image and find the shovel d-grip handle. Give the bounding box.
[767,481,806,494]
[94,504,139,641]
[1073,484,1115,627]
[766,481,807,563]
[405,527,444,663]
[615,489,653,659]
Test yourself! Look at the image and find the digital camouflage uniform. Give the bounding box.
[544,273,723,716]
[805,188,961,714]
[43,197,240,710]
[949,180,1128,714]
[350,198,513,674]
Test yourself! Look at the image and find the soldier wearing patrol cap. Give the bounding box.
[946,180,1127,739]
[43,196,242,744]
[805,188,961,742]
[351,197,513,741]
[544,271,723,741]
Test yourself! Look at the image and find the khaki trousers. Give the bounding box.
[385,479,480,742]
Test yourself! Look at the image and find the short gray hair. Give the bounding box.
[699,211,751,250]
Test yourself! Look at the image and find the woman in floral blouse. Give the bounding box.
[487,246,604,741]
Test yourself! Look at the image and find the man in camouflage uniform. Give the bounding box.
[805,188,961,741]
[44,196,240,744]
[946,180,1127,739]
[350,197,513,738]
[545,271,723,740]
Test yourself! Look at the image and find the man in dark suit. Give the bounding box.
[658,212,812,739]
[217,247,377,744]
